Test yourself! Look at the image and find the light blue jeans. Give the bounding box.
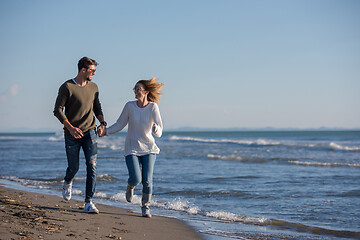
[64,129,97,202]
[125,154,156,194]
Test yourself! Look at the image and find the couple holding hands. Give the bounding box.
[54,57,164,218]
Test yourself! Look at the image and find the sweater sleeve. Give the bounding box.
[107,102,129,135]
[53,83,69,124]
[152,103,163,138]
[93,89,104,117]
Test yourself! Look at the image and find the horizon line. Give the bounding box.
[1,126,360,134]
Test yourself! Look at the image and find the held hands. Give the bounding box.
[97,125,107,137]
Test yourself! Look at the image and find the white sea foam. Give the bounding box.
[110,145,123,151]
[110,192,124,201]
[208,154,243,161]
[329,142,360,152]
[0,136,41,140]
[97,174,118,181]
[0,176,56,186]
[109,193,201,215]
[72,189,83,195]
[48,136,61,141]
[171,135,360,152]
[94,192,108,198]
[200,229,251,240]
[73,176,86,181]
[156,198,201,215]
[288,160,360,168]
[110,192,142,205]
[207,154,267,163]
[109,192,255,222]
[48,133,64,141]
[98,137,124,151]
[205,211,267,224]
[170,136,281,146]
[72,174,118,182]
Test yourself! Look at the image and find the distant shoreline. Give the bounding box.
[0,128,360,134]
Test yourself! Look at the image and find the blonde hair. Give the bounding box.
[137,77,164,104]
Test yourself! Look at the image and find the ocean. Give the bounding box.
[0,131,359,239]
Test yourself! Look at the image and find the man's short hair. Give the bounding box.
[78,57,98,72]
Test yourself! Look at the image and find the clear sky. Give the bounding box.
[0,0,359,132]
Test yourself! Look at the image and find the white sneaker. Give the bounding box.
[62,181,72,201]
[84,201,99,214]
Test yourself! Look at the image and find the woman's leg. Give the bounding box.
[140,154,156,217]
[140,154,156,194]
[125,155,142,188]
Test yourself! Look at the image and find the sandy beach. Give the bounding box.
[0,186,204,240]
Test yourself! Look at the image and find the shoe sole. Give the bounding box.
[62,193,71,201]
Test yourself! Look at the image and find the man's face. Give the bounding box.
[85,65,96,81]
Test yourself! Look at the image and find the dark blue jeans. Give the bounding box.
[64,129,97,202]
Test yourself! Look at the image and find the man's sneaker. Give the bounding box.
[62,181,72,201]
[84,201,99,214]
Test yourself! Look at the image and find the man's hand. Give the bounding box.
[97,125,106,137]
[69,126,83,139]
[63,120,83,139]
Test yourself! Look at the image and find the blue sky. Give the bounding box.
[0,0,359,132]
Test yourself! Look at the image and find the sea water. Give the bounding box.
[0,131,359,239]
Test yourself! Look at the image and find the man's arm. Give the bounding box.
[54,83,83,139]
[53,84,69,124]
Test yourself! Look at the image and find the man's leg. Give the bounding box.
[82,129,99,214]
[64,134,81,200]
[82,129,98,203]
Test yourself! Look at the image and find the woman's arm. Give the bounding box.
[152,103,163,138]
[107,103,130,135]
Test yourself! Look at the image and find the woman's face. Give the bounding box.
[133,83,148,100]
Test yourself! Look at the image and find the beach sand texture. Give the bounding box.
[0,186,204,240]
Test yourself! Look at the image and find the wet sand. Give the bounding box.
[0,186,204,240]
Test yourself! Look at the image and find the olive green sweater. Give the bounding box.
[54,79,103,135]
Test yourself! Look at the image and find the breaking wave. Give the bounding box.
[288,160,360,168]
[2,174,359,239]
[107,192,360,238]
[0,174,119,187]
[170,136,360,152]
[97,137,124,151]
[329,142,360,151]
[207,154,360,168]
[170,135,282,146]
[207,154,266,163]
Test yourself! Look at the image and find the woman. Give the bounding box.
[106,77,164,218]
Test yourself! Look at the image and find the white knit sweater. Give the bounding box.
[106,101,163,156]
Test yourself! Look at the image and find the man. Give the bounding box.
[54,57,107,214]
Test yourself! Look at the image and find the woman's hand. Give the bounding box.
[97,125,107,137]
